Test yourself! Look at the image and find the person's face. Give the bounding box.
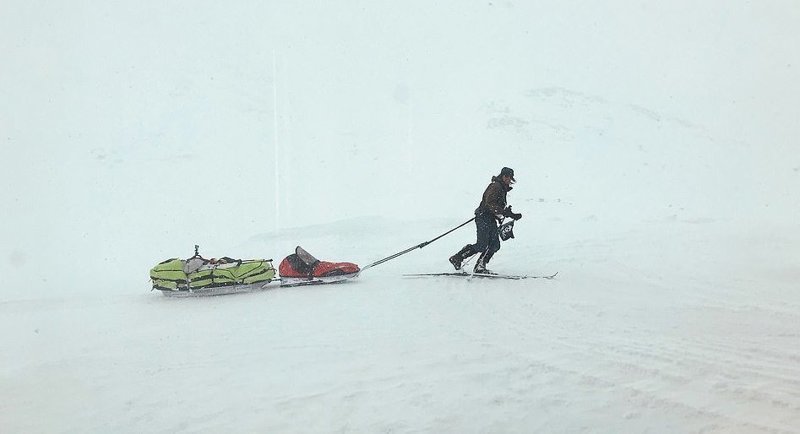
[502,175,513,186]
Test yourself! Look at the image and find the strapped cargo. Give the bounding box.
[150,246,275,296]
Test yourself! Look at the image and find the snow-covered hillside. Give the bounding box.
[2,1,799,433]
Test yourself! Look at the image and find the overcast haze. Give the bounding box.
[2,1,800,432]
[3,2,799,295]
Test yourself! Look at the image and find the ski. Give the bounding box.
[403,271,558,280]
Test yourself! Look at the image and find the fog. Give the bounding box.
[1,1,798,295]
[3,3,800,432]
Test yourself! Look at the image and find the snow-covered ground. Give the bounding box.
[3,216,799,433]
[2,1,800,433]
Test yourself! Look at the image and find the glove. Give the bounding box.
[494,213,505,222]
[503,206,522,220]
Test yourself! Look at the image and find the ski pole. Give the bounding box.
[360,217,476,271]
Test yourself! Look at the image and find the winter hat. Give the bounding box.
[499,167,516,182]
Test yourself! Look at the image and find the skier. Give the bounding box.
[449,167,523,274]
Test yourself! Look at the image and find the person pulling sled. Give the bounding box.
[449,167,523,274]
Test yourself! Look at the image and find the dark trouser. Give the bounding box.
[470,211,500,263]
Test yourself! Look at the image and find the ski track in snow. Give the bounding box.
[2,220,799,433]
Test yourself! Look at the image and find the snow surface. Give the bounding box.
[2,1,800,433]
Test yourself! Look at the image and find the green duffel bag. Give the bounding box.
[188,267,215,289]
[240,260,276,284]
[150,258,189,290]
[212,260,276,286]
[151,246,276,292]
[188,260,275,288]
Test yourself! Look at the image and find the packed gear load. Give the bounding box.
[150,246,275,296]
[278,246,360,287]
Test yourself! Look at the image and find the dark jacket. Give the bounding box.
[475,176,512,216]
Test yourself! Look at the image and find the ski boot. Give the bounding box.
[449,245,475,270]
[473,253,496,275]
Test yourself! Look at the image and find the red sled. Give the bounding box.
[278,246,360,287]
